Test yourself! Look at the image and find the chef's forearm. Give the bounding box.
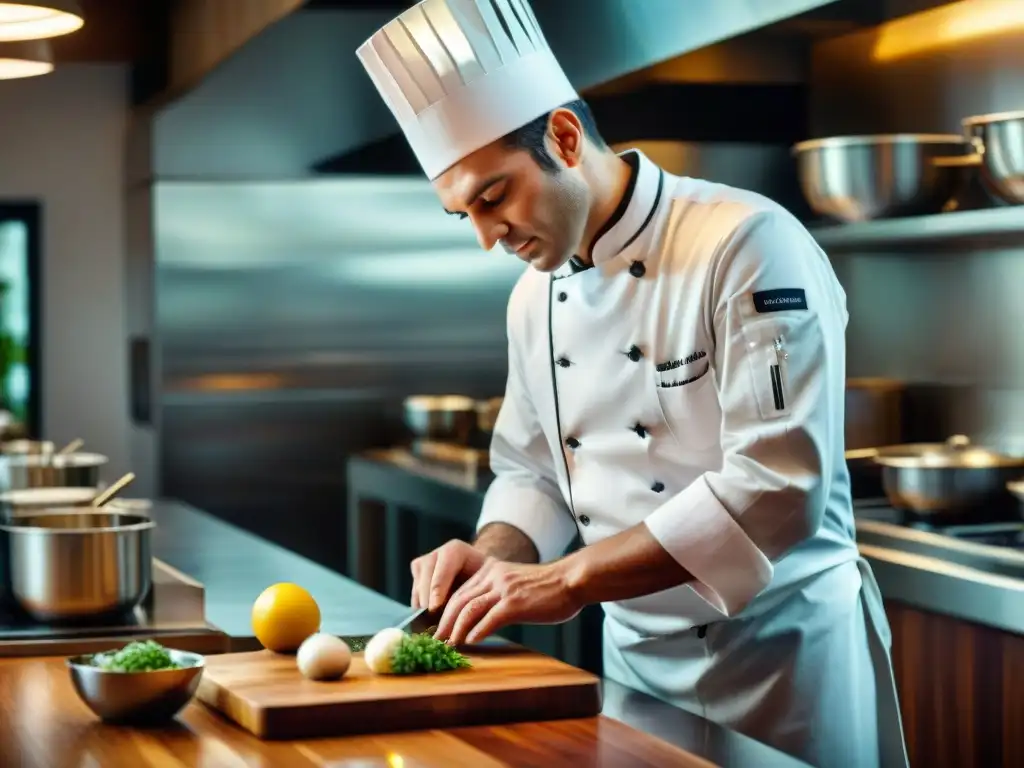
[473,522,540,564]
[558,523,693,605]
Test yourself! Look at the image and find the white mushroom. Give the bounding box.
[363,627,407,674]
[296,633,352,681]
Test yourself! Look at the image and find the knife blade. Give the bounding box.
[394,606,440,635]
[338,607,438,652]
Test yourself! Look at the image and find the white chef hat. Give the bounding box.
[356,0,579,180]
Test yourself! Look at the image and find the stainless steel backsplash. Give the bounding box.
[154,178,525,570]
[809,0,1024,453]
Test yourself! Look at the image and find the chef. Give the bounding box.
[357,1,909,766]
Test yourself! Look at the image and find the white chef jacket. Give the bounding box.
[476,148,909,768]
[477,147,860,634]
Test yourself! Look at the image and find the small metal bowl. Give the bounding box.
[67,648,205,724]
[963,110,1024,205]
[792,133,975,222]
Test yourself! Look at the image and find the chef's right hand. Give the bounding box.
[410,539,487,613]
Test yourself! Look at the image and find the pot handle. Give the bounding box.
[946,434,971,450]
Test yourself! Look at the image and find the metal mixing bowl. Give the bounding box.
[0,451,107,491]
[403,395,478,443]
[791,134,975,222]
[0,508,154,622]
[962,110,1024,205]
[67,648,205,724]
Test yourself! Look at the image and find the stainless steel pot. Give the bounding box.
[475,397,504,436]
[962,110,1024,205]
[872,435,1024,518]
[791,134,975,222]
[0,486,98,520]
[1,439,56,455]
[403,395,477,444]
[0,451,107,491]
[0,508,154,622]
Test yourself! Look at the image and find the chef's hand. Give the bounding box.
[433,558,583,646]
[410,539,487,613]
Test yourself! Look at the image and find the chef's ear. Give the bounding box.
[546,108,585,169]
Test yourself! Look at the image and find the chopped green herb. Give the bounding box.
[91,639,185,672]
[389,632,472,675]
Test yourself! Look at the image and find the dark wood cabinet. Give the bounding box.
[885,600,1024,768]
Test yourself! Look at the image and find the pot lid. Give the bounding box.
[872,435,1024,469]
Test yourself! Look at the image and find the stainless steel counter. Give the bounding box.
[349,449,1024,637]
[856,518,1024,635]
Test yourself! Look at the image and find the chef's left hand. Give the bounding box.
[433,557,582,646]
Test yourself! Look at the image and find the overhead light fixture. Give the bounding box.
[0,1,83,42]
[0,39,53,79]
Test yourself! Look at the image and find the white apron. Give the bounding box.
[602,557,909,768]
[476,149,909,766]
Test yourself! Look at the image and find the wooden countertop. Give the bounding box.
[93,499,806,767]
[0,655,714,768]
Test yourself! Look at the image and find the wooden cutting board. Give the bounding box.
[196,643,603,740]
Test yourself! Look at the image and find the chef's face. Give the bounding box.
[433,110,590,273]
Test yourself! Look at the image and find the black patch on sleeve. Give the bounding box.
[752,288,807,313]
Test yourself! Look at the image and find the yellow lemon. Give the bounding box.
[251,583,321,653]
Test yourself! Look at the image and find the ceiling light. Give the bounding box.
[0,39,53,79]
[0,1,83,42]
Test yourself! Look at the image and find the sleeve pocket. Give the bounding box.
[741,313,819,422]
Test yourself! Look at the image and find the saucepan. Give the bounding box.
[0,508,155,622]
[0,450,108,491]
[871,434,1024,520]
[403,395,478,444]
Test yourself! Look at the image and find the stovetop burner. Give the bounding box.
[0,559,211,643]
[853,497,1024,551]
[0,604,151,638]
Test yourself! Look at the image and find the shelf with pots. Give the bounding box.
[797,110,1024,254]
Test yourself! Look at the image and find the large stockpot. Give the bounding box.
[0,508,154,622]
[791,134,975,222]
[962,110,1024,205]
[0,451,107,491]
[872,435,1024,519]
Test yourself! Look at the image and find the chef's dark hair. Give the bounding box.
[504,99,606,173]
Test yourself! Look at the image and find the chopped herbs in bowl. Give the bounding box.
[89,639,191,672]
[67,640,206,725]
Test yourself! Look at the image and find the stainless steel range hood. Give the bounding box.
[151,0,842,179]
